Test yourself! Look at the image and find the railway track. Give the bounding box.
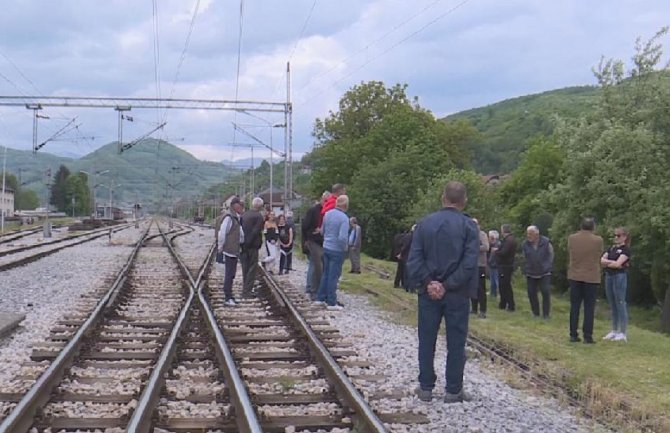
[0,220,427,432]
[0,223,135,272]
[0,227,44,246]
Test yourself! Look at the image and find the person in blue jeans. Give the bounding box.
[317,194,350,308]
[601,227,631,342]
[407,181,479,404]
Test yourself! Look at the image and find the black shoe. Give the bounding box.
[570,336,581,343]
[336,301,345,307]
[584,337,595,344]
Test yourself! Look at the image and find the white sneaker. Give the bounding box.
[224,298,237,307]
[603,331,617,340]
[326,305,344,311]
[613,333,627,342]
[312,301,326,306]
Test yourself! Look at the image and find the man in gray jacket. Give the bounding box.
[348,217,362,274]
[218,197,244,306]
[522,225,554,319]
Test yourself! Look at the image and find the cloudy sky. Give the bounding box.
[0,0,668,163]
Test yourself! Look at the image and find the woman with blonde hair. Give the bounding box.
[601,227,631,342]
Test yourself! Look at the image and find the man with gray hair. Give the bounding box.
[522,225,554,319]
[407,181,479,404]
[317,194,350,308]
[240,197,265,298]
[348,216,362,273]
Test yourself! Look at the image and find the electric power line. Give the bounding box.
[298,0,471,105]
[231,0,246,162]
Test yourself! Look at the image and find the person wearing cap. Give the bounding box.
[218,196,244,306]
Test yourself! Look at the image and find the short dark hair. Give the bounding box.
[443,181,467,205]
[501,224,512,234]
[580,217,595,231]
[331,183,346,195]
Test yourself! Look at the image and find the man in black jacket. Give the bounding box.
[392,232,406,288]
[240,197,265,298]
[302,192,330,300]
[496,224,518,311]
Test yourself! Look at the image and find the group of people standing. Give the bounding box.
[301,183,361,310]
[406,181,632,405]
[215,196,295,306]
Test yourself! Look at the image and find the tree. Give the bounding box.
[310,81,476,257]
[549,28,670,318]
[50,165,71,212]
[15,189,40,210]
[65,173,90,217]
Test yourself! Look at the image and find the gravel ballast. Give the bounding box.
[0,226,144,388]
[276,258,609,433]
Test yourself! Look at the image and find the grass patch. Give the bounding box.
[339,253,670,433]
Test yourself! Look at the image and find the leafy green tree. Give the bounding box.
[498,137,565,232]
[549,28,670,319]
[65,173,90,216]
[311,81,475,257]
[50,165,71,212]
[15,189,40,210]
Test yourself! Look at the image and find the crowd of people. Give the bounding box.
[214,179,631,405]
[215,182,362,310]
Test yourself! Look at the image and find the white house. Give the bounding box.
[0,187,14,218]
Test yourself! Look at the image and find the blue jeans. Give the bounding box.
[418,292,470,395]
[489,268,499,297]
[605,272,628,333]
[317,248,346,306]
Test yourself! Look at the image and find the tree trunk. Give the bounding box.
[662,287,670,333]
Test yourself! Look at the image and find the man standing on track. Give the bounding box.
[407,181,479,403]
[240,197,264,298]
[302,192,330,300]
[218,197,244,306]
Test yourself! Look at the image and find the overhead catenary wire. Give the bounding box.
[230,0,246,162]
[295,0,447,98]
[296,0,471,106]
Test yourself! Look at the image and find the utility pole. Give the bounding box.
[1,145,6,234]
[71,196,75,219]
[43,167,52,238]
[284,62,290,213]
[286,61,293,214]
[115,106,131,153]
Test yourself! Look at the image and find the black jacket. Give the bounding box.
[496,233,517,267]
[301,203,323,246]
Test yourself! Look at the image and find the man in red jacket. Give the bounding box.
[321,183,346,218]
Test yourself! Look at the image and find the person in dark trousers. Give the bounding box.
[348,217,362,273]
[487,230,501,297]
[470,218,489,318]
[496,224,517,311]
[522,225,554,319]
[277,213,294,275]
[399,227,415,292]
[239,197,264,298]
[567,217,604,344]
[392,232,406,288]
[407,181,479,404]
[285,211,296,271]
[218,197,244,306]
[302,192,330,300]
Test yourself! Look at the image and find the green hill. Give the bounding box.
[444,85,600,174]
[3,139,232,211]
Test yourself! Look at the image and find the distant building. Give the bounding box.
[0,187,14,218]
[257,187,302,213]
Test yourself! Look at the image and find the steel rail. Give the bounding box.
[127,223,262,433]
[0,227,43,244]
[258,266,389,433]
[125,223,198,433]
[0,224,151,433]
[196,248,263,433]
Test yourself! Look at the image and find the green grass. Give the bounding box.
[338,253,670,432]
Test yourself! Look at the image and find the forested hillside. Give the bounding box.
[445,86,599,174]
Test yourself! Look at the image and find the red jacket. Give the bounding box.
[320,195,337,222]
